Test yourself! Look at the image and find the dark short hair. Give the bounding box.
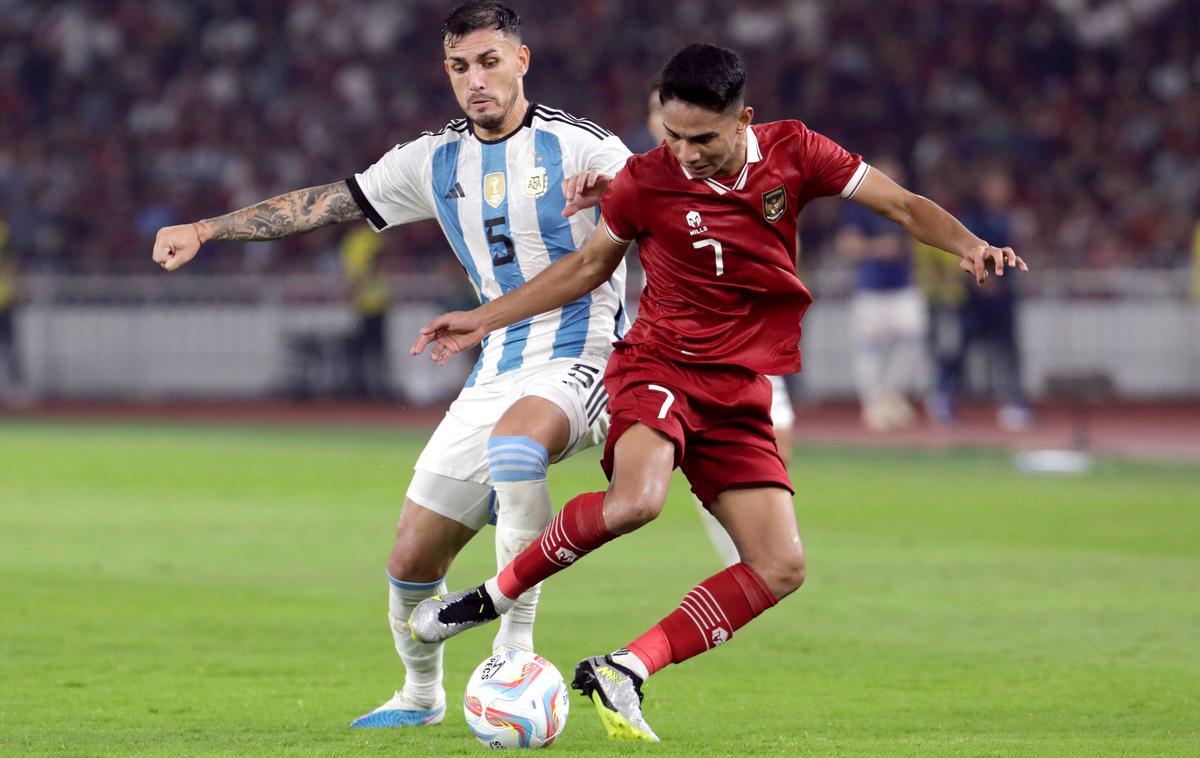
[658,43,746,113]
[442,2,522,46]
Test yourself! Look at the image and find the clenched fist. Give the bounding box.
[152,222,206,272]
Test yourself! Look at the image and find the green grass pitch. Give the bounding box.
[1,421,1197,757]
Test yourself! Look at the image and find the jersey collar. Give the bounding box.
[469,101,537,145]
[679,125,762,196]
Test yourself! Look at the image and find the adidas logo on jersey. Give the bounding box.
[443,182,466,199]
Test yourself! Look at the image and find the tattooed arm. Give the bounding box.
[151,181,365,272]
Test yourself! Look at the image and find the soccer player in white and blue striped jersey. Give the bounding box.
[152,2,630,729]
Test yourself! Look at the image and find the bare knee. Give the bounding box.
[749,547,806,600]
[387,497,478,583]
[387,532,451,584]
[603,492,665,534]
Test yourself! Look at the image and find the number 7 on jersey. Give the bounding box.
[692,238,724,276]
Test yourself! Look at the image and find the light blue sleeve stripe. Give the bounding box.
[534,129,592,360]
[432,141,486,304]
[481,141,531,374]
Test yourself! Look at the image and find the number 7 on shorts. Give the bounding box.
[647,384,675,419]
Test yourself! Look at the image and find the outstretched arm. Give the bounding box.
[851,168,1027,284]
[412,221,629,364]
[151,181,364,271]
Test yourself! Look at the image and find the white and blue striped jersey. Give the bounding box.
[347,104,631,387]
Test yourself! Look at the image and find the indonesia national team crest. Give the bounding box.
[485,172,506,208]
[523,166,548,199]
[762,185,786,223]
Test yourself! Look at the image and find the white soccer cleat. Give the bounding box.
[349,690,446,729]
[409,585,500,643]
[572,655,659,742]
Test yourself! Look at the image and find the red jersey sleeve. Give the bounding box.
[599,158,643,243]
[796,123,867,200]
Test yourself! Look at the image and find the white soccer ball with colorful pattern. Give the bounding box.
[463,650,569,749]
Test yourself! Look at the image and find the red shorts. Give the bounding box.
[600,343,793,506]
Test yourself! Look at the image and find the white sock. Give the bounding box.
[610,648,651,682]
[387,574,446,707]
[486,436,554,650]
[490,477,552,652]
[484,575,518,614]
[695,496,739,567]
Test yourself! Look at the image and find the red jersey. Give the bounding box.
[602,120,866,375]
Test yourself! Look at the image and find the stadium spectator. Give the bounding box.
[1193,217,1200,301]
[926,171,1032,429]
[914,238,969,426]
[0,219,23,398]
[2,1,1197,272]
[836,156,927,431]
[341,226,391,398]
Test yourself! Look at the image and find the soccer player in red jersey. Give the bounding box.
[409,44,1026,741]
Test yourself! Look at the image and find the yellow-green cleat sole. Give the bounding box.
[589,692,659,741]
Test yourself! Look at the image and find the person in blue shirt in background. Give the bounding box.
[951,168,1032,430]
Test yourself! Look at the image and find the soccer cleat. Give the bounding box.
[571,655,659,742]
[408,585,500,644]
[348,690,445,728]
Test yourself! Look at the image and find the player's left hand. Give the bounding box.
[411,310,487,365]
[562,171,611,218]
[961,243,1027,285]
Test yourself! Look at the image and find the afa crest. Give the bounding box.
[523,166,548,199]
[484,172,506,208]
[762,185,787,223]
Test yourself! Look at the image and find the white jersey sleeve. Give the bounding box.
[349,138,437,231]
[587,134,633,176]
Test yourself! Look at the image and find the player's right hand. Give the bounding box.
[411,310,488,366]
[961,243,1027,285]
[561,170,611,218]
[152,223,204,272]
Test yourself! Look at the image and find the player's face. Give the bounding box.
[660,99,754,179]
[444,29,530,135]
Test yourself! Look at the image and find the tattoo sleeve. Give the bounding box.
[202,181,365,241]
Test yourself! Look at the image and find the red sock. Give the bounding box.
[496,491,613,599]
[626,562,778,675]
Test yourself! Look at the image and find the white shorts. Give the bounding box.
[851,286,927,342]
[768,374,795,430]
[408,355,610,530]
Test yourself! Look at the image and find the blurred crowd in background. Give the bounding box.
[1,0,1197,275]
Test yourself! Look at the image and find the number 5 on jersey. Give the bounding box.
[693,238,724,276]
[486,217,515,266]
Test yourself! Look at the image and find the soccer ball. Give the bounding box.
[463,650,570,749]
